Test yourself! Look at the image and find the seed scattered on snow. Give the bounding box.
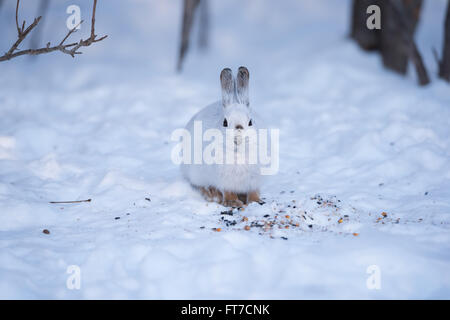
[210,194,376,238]
[42,229,50,235]
[353,233,359,236]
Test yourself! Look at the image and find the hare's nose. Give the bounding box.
[235,124,243,130]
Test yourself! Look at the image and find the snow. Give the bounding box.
[0,0,450,299]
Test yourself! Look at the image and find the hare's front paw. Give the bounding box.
[247,190,264,205]
[223,199,244,208]
[222,191,244,208]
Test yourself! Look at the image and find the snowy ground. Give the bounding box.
[0,0,450,299]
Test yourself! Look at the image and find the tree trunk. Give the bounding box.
[380,0,422,74]
[350,0,381,50]
[350,0,429,85]
[177,0,201,71]
[439,1,450,81]
[198,0,209,49]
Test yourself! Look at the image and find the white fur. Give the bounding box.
[180,68,264,193]
[181,102,263,193]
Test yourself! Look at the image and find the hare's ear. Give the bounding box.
[220,68,234,107]
[236,66,249,106]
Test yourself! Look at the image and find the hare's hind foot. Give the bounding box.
[198,186,223,203]
[220,190,262,207]
[222,191,244,208]
[197,185,242,207]
[196,186,260,208]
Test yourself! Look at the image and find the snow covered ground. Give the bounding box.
[0,0,450,299]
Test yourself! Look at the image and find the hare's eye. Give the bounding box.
[223,118,228,127]
[248,119,253,126]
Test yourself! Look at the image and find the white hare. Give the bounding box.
[181,67,264,207]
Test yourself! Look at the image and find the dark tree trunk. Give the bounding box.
[439,1,450,81]
[380,0,423,75]
[350,0,429,85]
[177,0,210,71]
[198,0,209,49]
[177,0,200,71]
[350,0,381,50]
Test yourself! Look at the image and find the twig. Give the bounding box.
[432,47,441,69]
[49,199,92,204]
[0,0,107,62]
[410,42,430,86]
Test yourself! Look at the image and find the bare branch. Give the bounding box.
[59,20,83,46]
[0,0,107,62]
[15,0,21,35]
[6,16,42,57]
